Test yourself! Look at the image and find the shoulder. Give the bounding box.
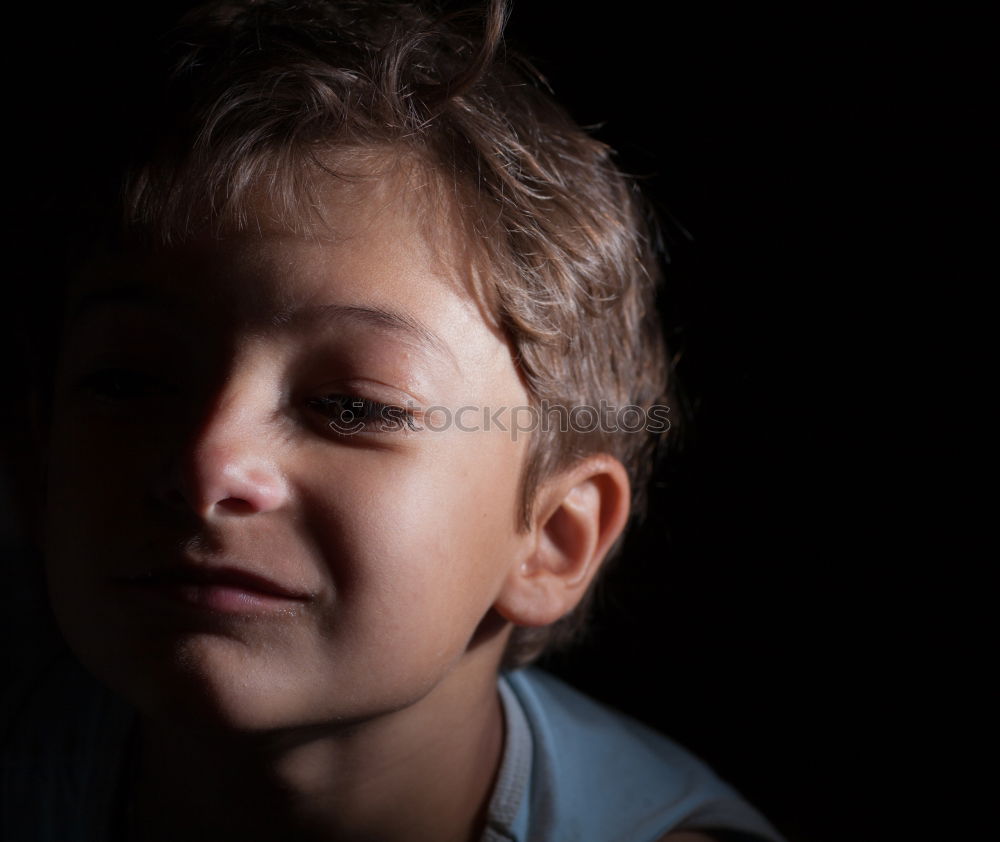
[504,666,726,797]
[2,647,135,841]
[502,668,784,842]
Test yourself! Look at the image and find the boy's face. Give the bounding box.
[43,166,534,731]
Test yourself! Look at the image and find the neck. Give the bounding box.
[124,667,506,842]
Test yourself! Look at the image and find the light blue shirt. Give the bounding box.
[487,669,784,842]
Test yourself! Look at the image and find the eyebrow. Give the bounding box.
[270,303,459,371]
[65,286,458,371]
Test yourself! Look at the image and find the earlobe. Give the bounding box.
[495,455,631,628]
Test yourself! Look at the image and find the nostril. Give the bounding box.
[215,498,258,515]
[151,434,289,517]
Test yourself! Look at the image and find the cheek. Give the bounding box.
[302,429,525,620]
[44,420,112,553]
[43,415,152,551]
[424,427,525,550]
[406,428,524,566]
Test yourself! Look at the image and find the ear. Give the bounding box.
[494,454,631,627]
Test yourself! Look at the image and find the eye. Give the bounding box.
[306,394,420,435]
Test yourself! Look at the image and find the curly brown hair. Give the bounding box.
[74,0,673,668]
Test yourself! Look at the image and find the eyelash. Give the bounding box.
[305,394,420,434]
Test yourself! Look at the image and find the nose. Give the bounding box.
[153,384,290,519]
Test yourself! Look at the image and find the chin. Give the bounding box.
[64,631,287,735]
[146,637,310,731]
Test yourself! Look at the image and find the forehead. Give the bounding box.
[90,154,475,303]
[66,163,520,393]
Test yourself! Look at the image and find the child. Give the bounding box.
[4,1,785,840]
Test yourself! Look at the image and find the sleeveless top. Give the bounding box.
[1,650,783,841]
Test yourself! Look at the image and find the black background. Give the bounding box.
[3,2,981,840]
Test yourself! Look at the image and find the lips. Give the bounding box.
[117,563,314,601]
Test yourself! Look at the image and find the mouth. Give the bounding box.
[113,563,315,615]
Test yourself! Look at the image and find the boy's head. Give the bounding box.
[38,0,671,723]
